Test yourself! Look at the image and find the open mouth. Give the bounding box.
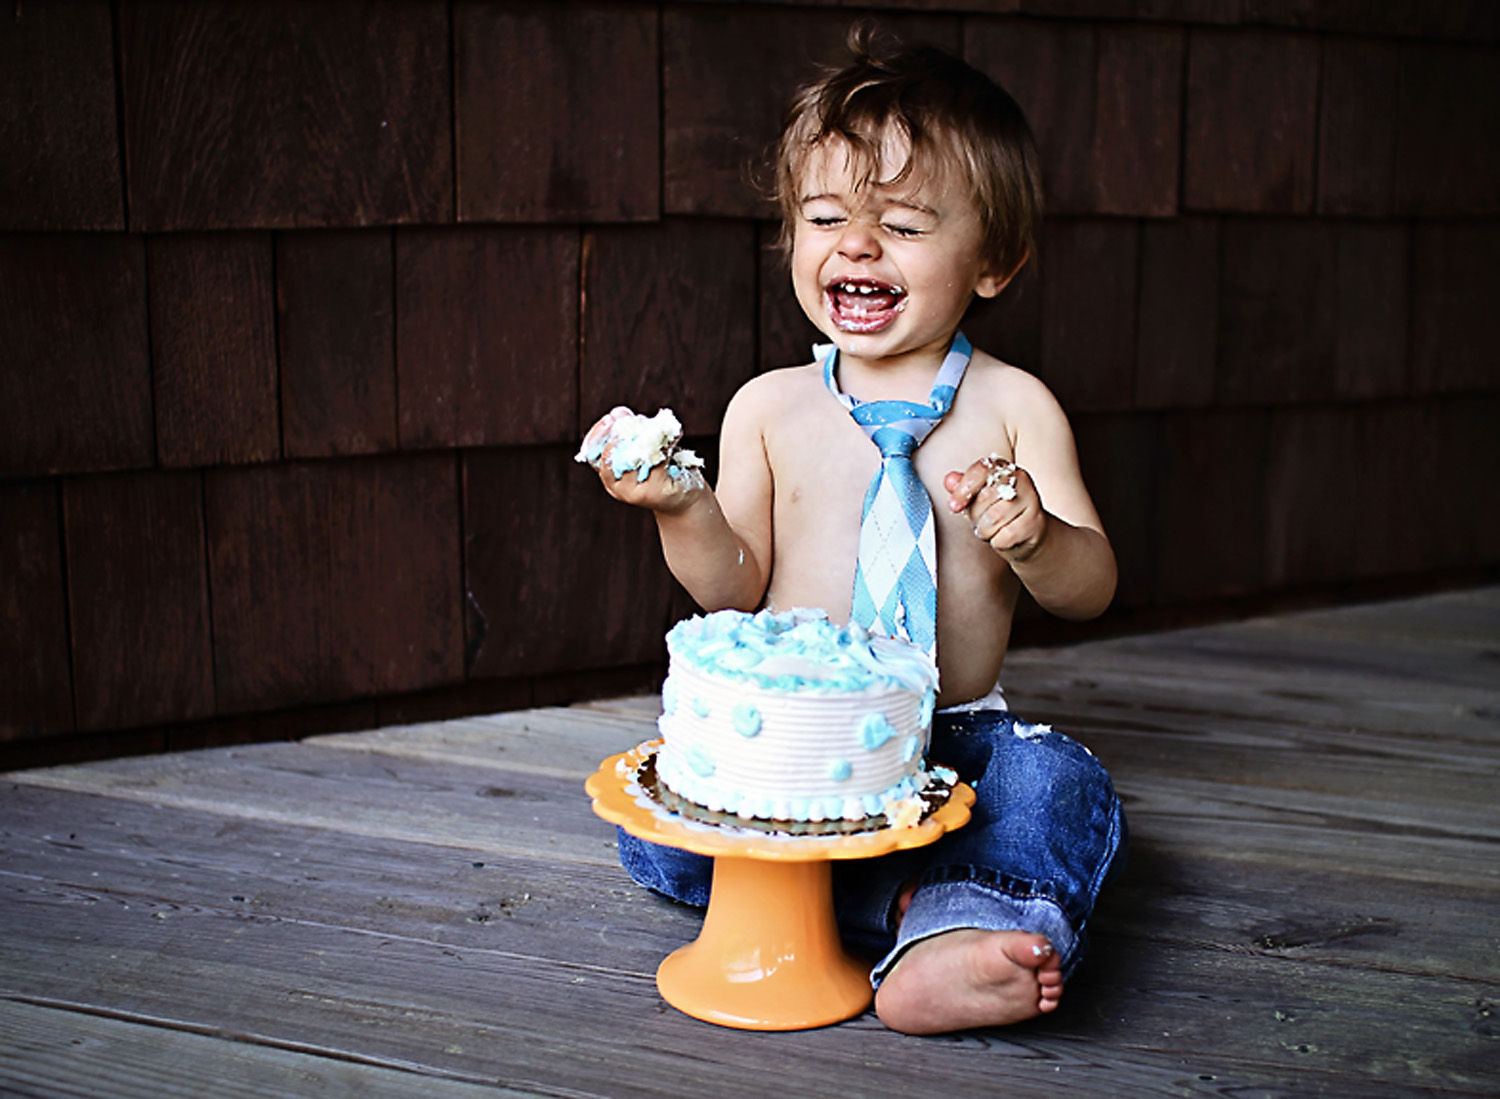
[825,278,907,334]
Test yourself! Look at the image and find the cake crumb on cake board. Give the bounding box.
[1,587,1495,1097]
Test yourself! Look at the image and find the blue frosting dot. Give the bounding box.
[662,680,678,714]
[829,759,852,782]
[902,735,920,762]
[860,713,897,750]
[920,688,936,727]
[732,703,762,737]
[686,745,716,777]
[691,697,711,718]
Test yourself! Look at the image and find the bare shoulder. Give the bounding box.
[723,362,827,434]
[960,349,1073,444]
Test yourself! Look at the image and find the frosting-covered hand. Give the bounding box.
[945,453,1048,562]
[577,406,706,510]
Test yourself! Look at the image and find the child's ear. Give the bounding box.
[974,249,1029,300]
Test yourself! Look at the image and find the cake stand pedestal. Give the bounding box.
[585,740,973,1031]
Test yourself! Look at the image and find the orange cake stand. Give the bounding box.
[586,740,973,1031]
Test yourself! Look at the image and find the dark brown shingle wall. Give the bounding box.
[3,1,1497,761]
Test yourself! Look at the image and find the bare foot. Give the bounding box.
[874,928,1064,1035]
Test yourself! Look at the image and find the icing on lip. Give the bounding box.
[825,277,907,333]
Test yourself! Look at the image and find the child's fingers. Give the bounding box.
[947,453,1017,512]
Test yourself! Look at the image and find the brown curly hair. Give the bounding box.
[772,24,1042,281]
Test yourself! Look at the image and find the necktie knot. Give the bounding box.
[871,425,919,459]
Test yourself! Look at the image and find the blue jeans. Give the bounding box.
[617,709,1128,984]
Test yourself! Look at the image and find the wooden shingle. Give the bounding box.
[0,0,122,231]
[278,229,399,459]
[205,453,464,714]
[63,471,214,731]
[456,1,659,223]
[396,227,580,448]
[0,235,152,477]
[121,1,451,231]
[149,233,280,468]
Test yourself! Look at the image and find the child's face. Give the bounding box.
[791,132,1004,370]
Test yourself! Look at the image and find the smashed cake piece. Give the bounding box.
[576,406,706,491]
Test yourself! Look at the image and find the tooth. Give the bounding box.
[858,285,874,294]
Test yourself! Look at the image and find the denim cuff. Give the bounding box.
[869,878,1079,988]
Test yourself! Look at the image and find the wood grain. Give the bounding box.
[1090,23,1183,217]
[1215,219,1339,406]
[0,482,72,738]
[456,0,659,223]
[462,446,682,679]
[580,219,758,437]
[1393,41,1500,217]
[1411,222,1500,395]
[0,234,153,478]
[62,470,214,731]
[1,587,1496,1095]
[1135,217,1219,409]
[396,227,580,448]
[121,0,451,231]
[1334,223,1409,401]
[1038,218,1138,413]
[1183,27,1319,213]
[1316,36,1398,218]
[0,0,122,231]
[277,229,398,458]
[1154,408,1270,602]
[205,453,464,714]
[148,232,280,468]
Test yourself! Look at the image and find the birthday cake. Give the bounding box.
[650,608,954,834]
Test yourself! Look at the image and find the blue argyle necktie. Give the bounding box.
[819,333,972,656]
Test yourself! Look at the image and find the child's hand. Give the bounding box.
[578,407,706,513]
[945,454,1049,563]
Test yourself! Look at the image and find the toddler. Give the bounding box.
[582,27,1126,1035]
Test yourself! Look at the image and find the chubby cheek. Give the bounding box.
[789,259,830,327]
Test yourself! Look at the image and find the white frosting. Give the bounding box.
[574,406,704,488]
[655,608,940,824]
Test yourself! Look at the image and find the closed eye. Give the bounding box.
[884,223,923,239]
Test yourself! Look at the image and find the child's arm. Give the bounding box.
[944,376,1116,621]
[582,389,773,614]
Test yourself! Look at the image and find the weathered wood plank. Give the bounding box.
[308,708,657,778]
[277,229,399,459]
[1183,28,1319,213]
[463,447,684,678]
[62,470,215,731]
[580,219,758,438]
[0,1,122,231]
[3,780,1490,988]
[0,1000,531,1099]
[3,586,1496,1096]
[148,232,280,468]
[6,743,621,868]
[0,483,72,739]
[205,454,465,714]
[455,0,658,223]
[0,234,153,478]
[1037,218,1138,413]
[1216,219,1340,406]
[395,227,580,448]
[121,1,451,231]
[0,871,1490,1097]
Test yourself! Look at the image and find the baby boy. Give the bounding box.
[582,27,1126,1035]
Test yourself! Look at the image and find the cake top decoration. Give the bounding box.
[667,608,939,696]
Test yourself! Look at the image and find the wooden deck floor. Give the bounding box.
[3,587,1498,1096]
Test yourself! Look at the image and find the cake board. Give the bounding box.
[585,740,974,1031]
